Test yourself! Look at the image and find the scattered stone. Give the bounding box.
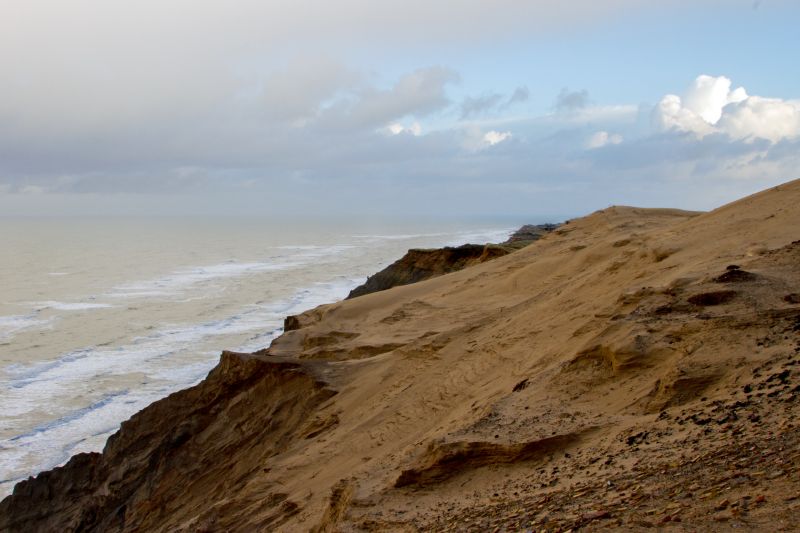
[582,510,611,521]
[626,431,649,446]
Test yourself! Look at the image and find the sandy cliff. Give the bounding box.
[2,182,800,532]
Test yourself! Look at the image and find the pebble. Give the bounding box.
[581,509,610,521]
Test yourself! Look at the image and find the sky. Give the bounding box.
[0,0,798,218]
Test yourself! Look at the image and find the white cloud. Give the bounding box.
[682,75,747,124]
[387,122,422,136]
[653,94,714,136]
[653,75,800,143]
[483,130,512,146]
[718,96,800,143]
[458,127,513,151]
[586,131,623,149]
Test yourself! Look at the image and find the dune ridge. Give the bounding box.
[2,182,800,531]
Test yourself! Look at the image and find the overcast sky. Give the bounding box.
[1,0,798,217]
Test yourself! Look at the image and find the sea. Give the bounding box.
[0,216,521,496]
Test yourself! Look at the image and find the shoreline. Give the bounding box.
[3,182,800,531]
[0,224,523,498]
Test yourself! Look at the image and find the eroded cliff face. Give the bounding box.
[345,224,557,299]
[346,244,510,299]
[3,183,800,532]
[0,353,337,532]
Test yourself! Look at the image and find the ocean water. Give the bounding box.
[0,216,517,496]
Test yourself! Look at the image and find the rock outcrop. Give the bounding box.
[3,182,800,532]
[345,223,557,299]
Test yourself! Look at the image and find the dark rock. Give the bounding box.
[503,224,559,245]
[347,244,510,299]
[284,315,302,332]
[347,224,558,299]
[690,415,712,426]
[766,370,791,384]
[688,290,737,306]
[714,269,757,283]
[626,431,648,446]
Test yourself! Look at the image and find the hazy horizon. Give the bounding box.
[1,1,798,216]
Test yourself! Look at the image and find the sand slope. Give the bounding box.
[3,181,800,532]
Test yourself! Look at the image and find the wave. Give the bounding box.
[108,261,296,299]
[105,246,354,300]
[352,227,514,245]
[442,227,516,246]
[31,301,113,311]
[0,314,52,342]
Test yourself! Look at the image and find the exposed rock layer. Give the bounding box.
[345,223,556,299]
[3,182,800,532]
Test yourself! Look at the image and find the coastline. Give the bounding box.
[0,221,518,498]
[3,182,800,531]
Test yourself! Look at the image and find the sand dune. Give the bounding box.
[3,181,800,531]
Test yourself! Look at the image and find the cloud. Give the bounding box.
[586,131,623,149]
[460,94,504,119]
[507,86,530,106]
[0,63,458,182]
[0,0,674,147]
[653,75,800,142]
[1,59,797,217]
[483,130,512,146]
[387,122,422,136]
[718,96,800,143]
[324,67,460,129]
[460,86,529,119]
[683,75,748,124]
[261,58,361,124]
[555,88,590,112]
